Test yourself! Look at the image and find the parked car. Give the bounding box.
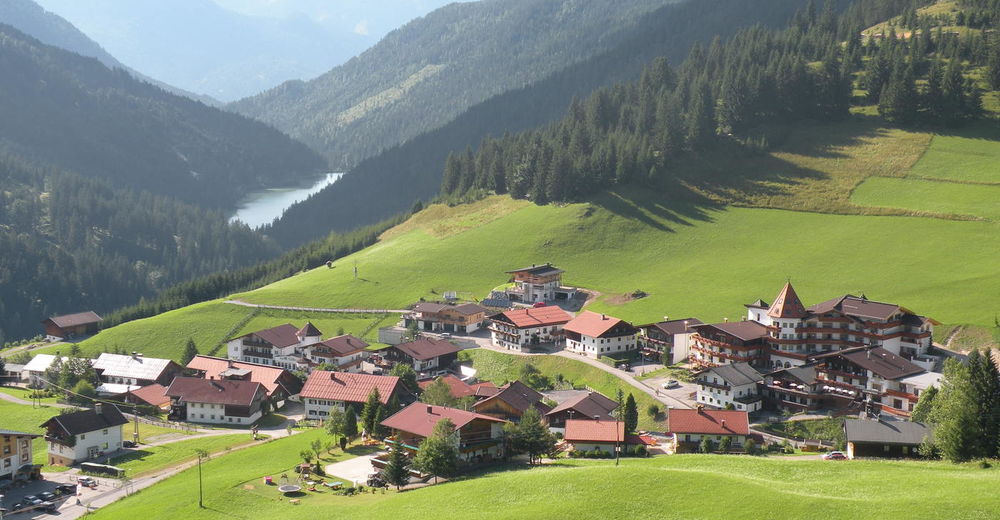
[38,491,56,501]
[662,380,680,389]
[23,495,42,505]
[822,451,848,460]
[123,440,137,448]
[56,484,77,495]
[439,332,452,338]
[78,476,97,488]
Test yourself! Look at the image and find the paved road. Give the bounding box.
[224,299,408,314]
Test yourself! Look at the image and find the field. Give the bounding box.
[107,434,254,477]
[851,177,1000,220]
[459,350,665,430]
[908,124,1000,184]
[85,426,1000,520]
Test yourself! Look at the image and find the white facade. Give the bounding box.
[304,398,350,419]
[489,323,565,352]
[185,401,261,425]
[696,380,761,412]
[48,425,123,465]
[304,347,366,372]
[1,434,34,480]
[226,334,322,371]
[565,332,637,359]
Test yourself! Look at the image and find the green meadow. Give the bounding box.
[85,426,1000,520]
[907,124,1000,184]
[851,177,1000,220]
[107,434,254,477]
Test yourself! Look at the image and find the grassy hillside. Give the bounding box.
[85,426,1000,520]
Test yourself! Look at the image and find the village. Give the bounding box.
[0,263,972,517]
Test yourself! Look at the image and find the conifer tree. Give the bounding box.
[382,447,411,490]
[412,418,459,482]
[624,393,639,434]
[181,338,199,365]
[361,387,382,436]
[930,359,982,462]
[910,385,938,423]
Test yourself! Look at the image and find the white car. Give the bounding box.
[662,380,680,389]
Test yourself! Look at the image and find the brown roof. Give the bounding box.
[564,419,625,443]
[767,282,808,319]
[237,323,300,348]
[300,371,399,404]
[312,335,368,357]
[694,321,768,342]
[474,380,551,415]
[186,356,302,397]
[564,311,633,338]
[165,377,265,406]
[127,383,171,407]
[45,311,102,328]
[546,392,617,421]
[493,306,572,328]
[808,295,902,321]
[471,381,499,397]
[392,338,461,361]
[418,374,476,399]
[668,409,749,436]
[381,402,504,438]
[297,322,322,338]
[818,347,924,380]
[642,318,704,336]
[41,405,128,435]
[505,264,563,276]
[413,302,448,313]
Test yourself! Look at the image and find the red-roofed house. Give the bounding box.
[488,306,572,352]
[417,374,477,400]
[667,408,750,452]
[186,355,304,409]
[305,335,369,372]
[226,322,324,371]
[563,419,643,455]
[545,391,618,430]
[404,302,489,333]
[384,338,461,376]
[125,383,171,411]
[165,377,267,425]
[563,311,637,359]
[381,403,507,461]
[301,371,401,419]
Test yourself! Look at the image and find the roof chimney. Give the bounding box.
[95,402,103,415]
[724,317,729,322]
[594,415,601,421]
[131,351,138,358]
[601,314,607,320]
[427,405,434,414]
[330,372,337,381]
[721,419,727,430]
[697,404,705,414]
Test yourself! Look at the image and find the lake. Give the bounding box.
[230,172,343,228]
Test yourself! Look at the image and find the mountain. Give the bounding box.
[229,0,676,167]
[0,23,326,209]
[33,0,457,102]
[261,0,808,247]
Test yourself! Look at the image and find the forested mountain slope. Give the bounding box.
[0,24,325,209]
[230,0,674,167]
[262,0,810,246]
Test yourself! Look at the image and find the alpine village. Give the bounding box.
[1,0,1000,519]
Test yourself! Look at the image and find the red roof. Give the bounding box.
[165,377,265,406]
[494,306,572,328]
[767,282,808,319]
[311,335,368,357]
[237,323,300,348]
[381,403,504,438]
[300,371,399,404]
[563,311,633,338]
[127,383,170,407]
[564,419,624,443]
[186,355,301,397]
[418,374,476,399]
[668,409,749,436]
[471,381,499,397]
[391,338,461,361]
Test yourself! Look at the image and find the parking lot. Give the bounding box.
[1,474,108,517]
[641,374,698,408]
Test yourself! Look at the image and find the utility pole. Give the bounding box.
[196,449,208,508]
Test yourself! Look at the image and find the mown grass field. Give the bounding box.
[851,177,1000,220]
[107,434,254,477]
[85,426,1000,520]
[908,126,1000,184]
[459,350,665,430]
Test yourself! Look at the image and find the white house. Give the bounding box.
[488,306,572,352]
[226,322,324,371]
[21,354,62,388]
[304,334,369,372]
[667,408,750,453]
[300,371,400,419]
[165,377,266,425]
[563,311,637,359]
[92,352,182,396]
[503,264,574,303]
[1,429,39,482]
[40,404,129,466]
[696,362,764,412]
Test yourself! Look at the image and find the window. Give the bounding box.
[103,429,108,435]
[80,434,86,440]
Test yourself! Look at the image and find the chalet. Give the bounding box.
[696,362,764,412]
[747,283,937,370]
[563,419,643,455]
[381,403,507,462]
[165,377,266,425]
[637,318,704,365]
[883,371,943,418]
[384,338,461,376]
[810,346,924,415]
[488,306,572,352]
[404,302,489,334]
[689,321,769,369]
[40,403,128,466]
[125,383,171,411]
[502,263,575,303]
[843,419,932,459]
[92,353,182,396]
[545,391,618,431]
[41,311,101,341]
[0,429,39,485]
[305,335,369,372]
[300,371,400,420]
[473,380,551,422]
[666,408,750,453]
[226,322,324,371]
[761,364,827,413]
[563,311,637,359]
[417,374,497,401]
[186,355,304,409]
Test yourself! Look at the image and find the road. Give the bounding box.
[224,299,408,314]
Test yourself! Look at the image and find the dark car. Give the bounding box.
[123,440,137,448]
[56,484,77,495]
[23,495,42,505]
[39,491,57,501]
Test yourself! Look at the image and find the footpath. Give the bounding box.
[224,299,408,314]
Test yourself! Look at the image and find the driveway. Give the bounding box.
[324,452,383,487]
[641,375,698,408]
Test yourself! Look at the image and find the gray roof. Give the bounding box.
[703,362,763,386]
[41,405,129,435]
[0,428,40,437]
[22,354,62,373]
[844,419,932,445]
[93,353,176,381]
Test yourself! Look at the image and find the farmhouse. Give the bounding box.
[545,391,618,431]
[165,377,267,425]
[417,374,497,401]
[41,403,128,466]
[843,419,932,459]
[696,362,764,412]
[300,371,400,419]
[41,311,101,341]
[404,302,489,333]
[186,355,304,409]
[305,334,369,372]
[502,263,575,304]
[21,354,66,388]
[226,322,324,371]
[689,321,769,369]
[381,403,507,462]
[92,352,182,396]
[0,429,39,484]
[383,338,461,376]
[488,306,572,352]
[563,419,643,455]
[563,311,637,359]
[667,408,750,453]
[637,318,704,365]
[473,380,551,422]
[125,383,171,411]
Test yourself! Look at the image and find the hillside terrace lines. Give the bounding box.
[224,299,409,314]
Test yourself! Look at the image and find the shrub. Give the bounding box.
[979,460,992,469]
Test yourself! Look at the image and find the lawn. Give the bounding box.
[850,177,1000,221]
[85,427,1000,520]
[106,434,254,477]
[0,385,60,404]
[907,124,1000,184]
[459,350,665,431]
